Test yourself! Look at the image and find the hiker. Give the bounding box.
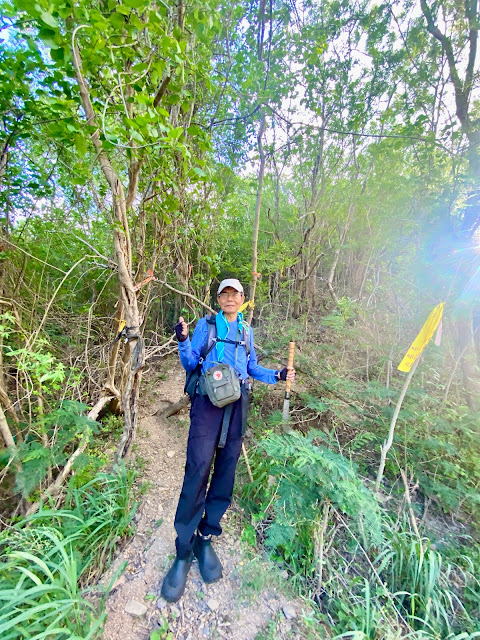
[161,278,295,602]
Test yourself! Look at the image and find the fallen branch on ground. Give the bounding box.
[155,394,190,418]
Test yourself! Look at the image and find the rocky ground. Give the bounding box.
[100,362,314,640]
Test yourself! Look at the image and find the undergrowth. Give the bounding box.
[0,464,136,640]
[241,428,480,638]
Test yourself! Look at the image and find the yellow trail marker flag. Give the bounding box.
[239,300,254,313]
[398,302,445,372]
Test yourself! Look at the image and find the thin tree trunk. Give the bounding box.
[314,501,330,598]
[0,403,15,449]
[0,136,12,190]
[456,315,480,411]
[420,0,480,177]
[104,301,124,414]
[376,357,420,492]
[400,469,423,553]
[443,326,479,404]
[72,32,143,459]
[0,199,23,441]
[327,204,354,305]
[248,113,267,324]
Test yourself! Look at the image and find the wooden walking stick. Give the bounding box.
[282,341,295,427]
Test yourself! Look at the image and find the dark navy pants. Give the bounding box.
[174,392,244,558]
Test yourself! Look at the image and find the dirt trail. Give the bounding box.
[101,362,307,640]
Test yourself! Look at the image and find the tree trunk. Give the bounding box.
[0,403,15,449]
[72,33,143,459]
[248,113,267,324]
[420,0,480,176]
[456,313,480,411]
[327,204,354,305]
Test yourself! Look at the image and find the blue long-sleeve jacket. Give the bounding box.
[178,317,277,384]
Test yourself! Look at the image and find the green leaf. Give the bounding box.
[40,12,59,28]
[168,126,183,140]
[111,12,126,28]
[23,446,50,463]
[130,129,144,142]
[162,211,172,224]
[74,136,88,156]
[241,524,256,546]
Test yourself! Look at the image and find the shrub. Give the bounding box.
[0,465,136,639]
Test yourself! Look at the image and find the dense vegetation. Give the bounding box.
[1,0,479,637]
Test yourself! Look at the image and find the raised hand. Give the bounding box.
[174,316,188,342]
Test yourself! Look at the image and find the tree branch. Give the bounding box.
[464,0,478,103]
[420,0,469,127]
[71,234,116,267]
[154,279,215,314]
[0,402,15,448]
[72,26,138,324]
[153,75,172,108]
[125,157,144,210]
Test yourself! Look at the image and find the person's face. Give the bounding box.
[217,286,245,316]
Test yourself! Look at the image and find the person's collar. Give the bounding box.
[218,310,243,327]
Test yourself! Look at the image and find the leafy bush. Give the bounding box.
[242,430,383,578]
[241,423,480,639]
[5,401,101,499]
[0,465,136,639]
[297,373,480,525]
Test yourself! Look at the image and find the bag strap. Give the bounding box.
[185,316,217,397]
[199,315,217,364]
[218,402,234,448]
[200,314,251,363]
[242,323,251,360]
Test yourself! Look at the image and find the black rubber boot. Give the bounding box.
[160,552,193,602]
[193,533,223,584]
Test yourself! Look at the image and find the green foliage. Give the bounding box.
[293,363,480,526]
[0,311,15,339]
[150,617,174,640]
[4,339,66,393]
[376,528,479,634]
[0,528,105,640]
[5,344,65,388]
[100,414,124,439]
[243,430,382,578]
[237,552,287,606]
[2,0,480,638]
[0,401,100,499]
[242,373,480,638]
[0,465,136,639]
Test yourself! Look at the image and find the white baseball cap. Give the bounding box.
[217,278,244,295]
